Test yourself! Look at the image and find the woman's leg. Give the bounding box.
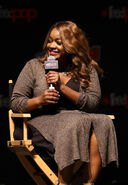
[58,131,102,184]
[58,164,74,184]
[83,130,102,183]
[58,161,83,184]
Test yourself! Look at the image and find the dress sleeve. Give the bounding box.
[11,60,35,113]
[76,66,101,112]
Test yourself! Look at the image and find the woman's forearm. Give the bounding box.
[27,96,41,111]
[59,84,80,104]
[27,88,60,111]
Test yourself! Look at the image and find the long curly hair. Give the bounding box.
[39,21,103,90]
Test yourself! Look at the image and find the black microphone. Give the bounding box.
[44,56,58,89]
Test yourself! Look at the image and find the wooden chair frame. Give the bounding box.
[7,108,59,185]
[7,80,59,185]
[7,80,115,185]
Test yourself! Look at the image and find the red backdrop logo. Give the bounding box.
[103,93,128,109]
[0,5,38,23]
[12,8,37,23]
[101,6,128,23]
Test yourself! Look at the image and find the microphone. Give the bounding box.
[44,56,58,89]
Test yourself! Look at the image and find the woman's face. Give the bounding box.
[47,28,65,59]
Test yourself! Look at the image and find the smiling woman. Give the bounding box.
[11,21,118,185]
[40,21,104,89]
[47,28,65,58]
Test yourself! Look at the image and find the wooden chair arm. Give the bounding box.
[11,112,31,118]
[108,115,115,119]
[9,110,31,141]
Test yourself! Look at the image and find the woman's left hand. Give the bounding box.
[46,71,61,88]
[46,71,71,90]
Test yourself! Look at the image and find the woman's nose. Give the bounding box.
[49,41,57,49]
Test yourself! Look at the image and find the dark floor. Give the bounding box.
[0,148,128,185]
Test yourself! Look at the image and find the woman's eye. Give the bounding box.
[48,39,52,43]
[57,40,62,45]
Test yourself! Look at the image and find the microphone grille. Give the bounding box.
[48,56,56,60]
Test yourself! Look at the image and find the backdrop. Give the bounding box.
[0,0,128,184]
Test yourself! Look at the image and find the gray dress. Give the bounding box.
[11,58,118,171]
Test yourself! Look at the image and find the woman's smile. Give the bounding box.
[47,28,65,59]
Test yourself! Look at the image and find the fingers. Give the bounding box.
[46,71,59,84]
[47,76,57,83]
[47,90,60,98]
[44,89,60,104]
[46,71,57,79]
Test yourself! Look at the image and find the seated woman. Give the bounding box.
[11,21,118,185]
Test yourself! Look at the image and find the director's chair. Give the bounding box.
[7,80,59,185]
[7,80,115,185]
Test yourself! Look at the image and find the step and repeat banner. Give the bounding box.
[0,0,128,184]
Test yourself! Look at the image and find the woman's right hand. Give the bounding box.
[38,89,60,105]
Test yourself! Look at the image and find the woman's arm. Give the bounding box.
[11,60,34,112]
[59,68,101,112]
[46,66,101,112]
[76,67,101,112]
[46,71,80,104]
[59,83,80,104]
[11,59,60,112]
[27,88,60,111]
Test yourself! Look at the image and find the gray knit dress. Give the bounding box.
[11,59,118,171]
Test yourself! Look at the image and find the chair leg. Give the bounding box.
[32,152,58,185]
[16,153,47,185]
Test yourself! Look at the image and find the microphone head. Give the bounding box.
[47,56,56,60]
[44,56,58,70]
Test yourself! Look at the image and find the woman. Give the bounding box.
[11,21,118,185]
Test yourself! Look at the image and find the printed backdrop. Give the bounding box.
[0,0,128,184]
